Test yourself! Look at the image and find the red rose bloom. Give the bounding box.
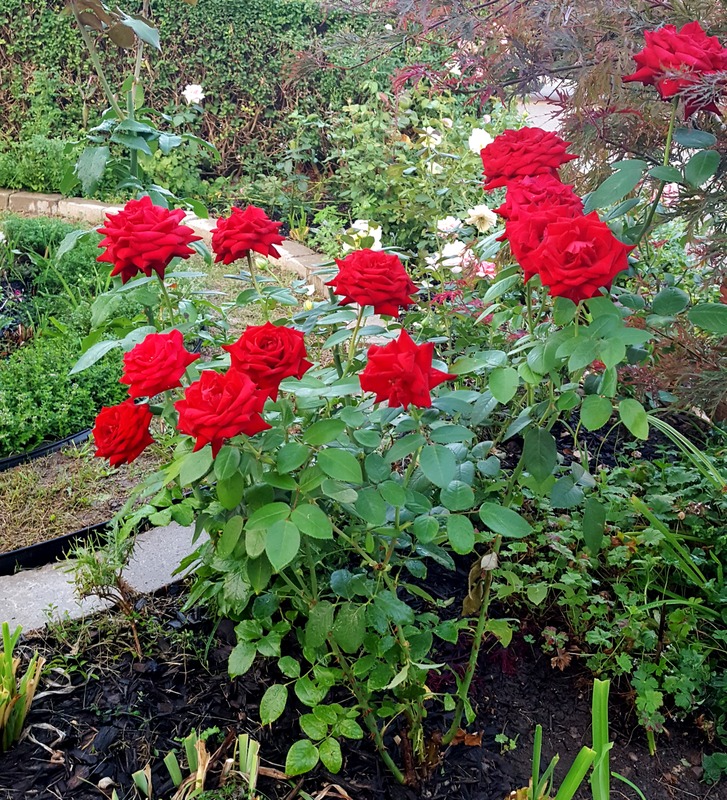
[327,249,418,317]
[97,195,201,284]
[623,21,727,117]
[529,212,635,302]
[481,127,578,191]
[211,205,285,264]
[121,329,199,399]
[175,369,271,457]
[359,329,455,409]
[498,175,584,281]
[223,322,312,401]
[93,399,154,467]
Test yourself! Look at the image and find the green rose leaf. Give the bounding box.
[478,503,532,538]
[317,449,363,484]
[580,395,612,431]
[522,427,557,482]
[285,739,319,776]
[265,520,300,572]
[214,446,241,480]
[291,503,333,539]
[489,366,519,403]
[447,515,475,555]
[684,149,720,187]
[260,683,288,725]
[419,445,457,488]
[440,480,476,511]
[688,303,727,334]
[583,497,607,554]
[319,738,343,773]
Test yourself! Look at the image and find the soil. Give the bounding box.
[0,444,165,554]
[0,584,719,800]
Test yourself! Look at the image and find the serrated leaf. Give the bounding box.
[489,366,519,403]
[584,159,647,211]
[674,127,717,148]
[688,303,727,334]
[333,603,366,653]
[260,684,288,725]
[179,447,213,486]
[285,740,319,776]
[265,520,300,572]
[478,503,532,538]
[522,427,557,482]
[317,449,362,483]
[70,339,121,374]
[580,395,612,431]
[419,444,457,489]
[291,504,333,539]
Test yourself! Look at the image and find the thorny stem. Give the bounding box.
[71,3,125,121]
[442,536,502,746]
[246,251,268,321]
[344,305,366,375]
[156,273,176,324]
[635,97,679,250]
[329,639,406,784]
[443,460,525,743]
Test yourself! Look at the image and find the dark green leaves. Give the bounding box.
[688,303,727,334]
[684,150,720,187]
[522,428,557,482]
[419,445,457,488]
[478,503,532,538]
[584,159,647,212]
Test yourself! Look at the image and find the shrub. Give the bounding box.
[0,135,75,193]
[0,335,126,457]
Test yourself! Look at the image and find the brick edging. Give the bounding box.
[0,188,328,296]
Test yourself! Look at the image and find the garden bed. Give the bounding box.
[0,584,711,800]
[0,444,164,557]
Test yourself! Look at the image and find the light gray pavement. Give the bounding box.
[0,522,202,632]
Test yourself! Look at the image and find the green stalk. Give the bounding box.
[71,2,125,120]
[343,305,366,375]
[156,273,177,325]
[634,97,678,249]
[329,640,406,784]
[246,251,268,321]
[442,534,501,745]
[553,747,597,800]
[590,678,611,800]
[530,724,543,800]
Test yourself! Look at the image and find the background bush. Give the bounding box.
[0,0,428,186]
[0,335,126,457]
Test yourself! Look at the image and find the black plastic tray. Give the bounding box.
[0,429,92,473]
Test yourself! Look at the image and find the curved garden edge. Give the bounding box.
[0,188,329,295]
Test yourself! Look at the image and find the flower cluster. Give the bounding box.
[623,21,727,118]
[484,127,634,302]
[93,200,455,466]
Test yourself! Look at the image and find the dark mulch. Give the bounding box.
[0,583,717,800]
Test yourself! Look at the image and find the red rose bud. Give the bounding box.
[481,127,578,191]
[327,249,418,318]
[623,21,727,117]
[211,205,285,265]
[359,329,455,409]
[223,322,312,401]
[121,329,199,399]
[97,195,201,284]
[529,212,635,303]
[175,369,271,458]
[93,399,155,467]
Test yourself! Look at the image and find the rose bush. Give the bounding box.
[74,20,727,785]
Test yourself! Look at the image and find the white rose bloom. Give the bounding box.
[384,23,393,31]
[436,216,463,235]
[182,84,205,105]
[482,114,492,124]
[419,127,443,148]
[468,127,493,154]
[465,204,498,233]
[441,241,466,268]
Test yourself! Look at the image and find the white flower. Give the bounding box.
[441,117,453,129]
[482,114,492,124]
[342,219,383,252]
[475,261,497,279]
[0,231,6,245]
[468,128,493,154]
[182,84,205,105]
[465,204,498,233]
[445,61,462,76]
[419,126,442,148]
[384,23,393,31]
[450,266,463,275]
[441,241,466,268]
[437,216,463,235]
[426,161,444,175]
[304,284,316,296]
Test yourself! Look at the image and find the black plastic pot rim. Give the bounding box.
[0,518,110,577]
[0,429,92,473]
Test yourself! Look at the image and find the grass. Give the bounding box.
[0,440,168,553]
